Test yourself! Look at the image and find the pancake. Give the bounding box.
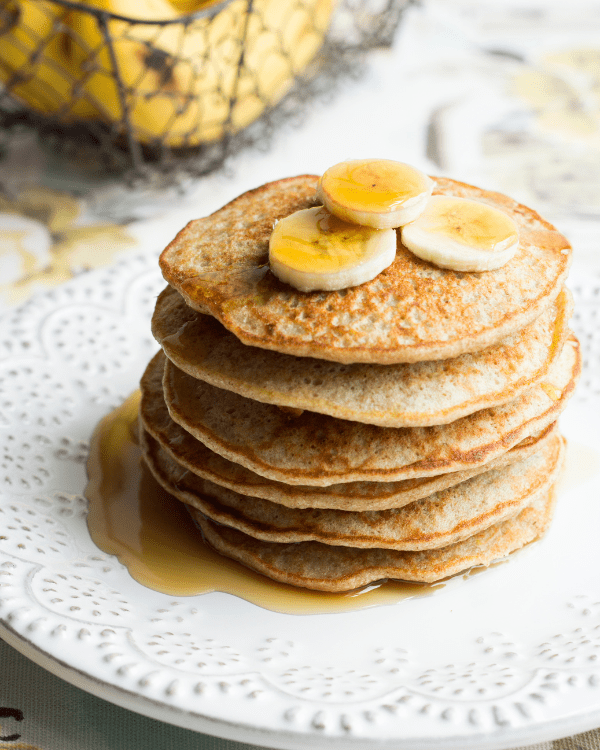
[153,284,571,427]
[194,486,558,590]
[140,367,558,508]
[142,429,564,551]
[158,335,580,485]
[159,175,572,364]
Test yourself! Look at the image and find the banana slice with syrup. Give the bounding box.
[270,161,519,292]
[269,206,396,292]
[401,195,519,272]
[317,159,433,229]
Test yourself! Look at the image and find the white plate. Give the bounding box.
[1,252,599,750]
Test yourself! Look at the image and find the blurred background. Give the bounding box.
[1,0,598,311]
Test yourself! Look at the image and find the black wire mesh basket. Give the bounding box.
[0,0,413,181]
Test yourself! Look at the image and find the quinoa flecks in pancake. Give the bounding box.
[141,428,564,551]
[159,175,572,364]
[193,486,559,590]
[158,336,580,486]
[140,364,557,509]
[153,284,571,427]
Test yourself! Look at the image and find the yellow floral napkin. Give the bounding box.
[0,185,135,308]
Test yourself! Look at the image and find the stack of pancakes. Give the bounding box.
[138,175,580,592]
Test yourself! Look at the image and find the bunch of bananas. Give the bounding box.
[0,0,334,147]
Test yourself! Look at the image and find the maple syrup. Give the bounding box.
[179,265,275,316]
[540,382,562,402]
[85,393,445,614]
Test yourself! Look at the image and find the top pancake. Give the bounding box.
[159,175,572,364]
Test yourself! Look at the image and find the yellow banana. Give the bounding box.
[0,0,100,118]
[224,0,334,133]
[64,0,334,146]
[65,0,208,145]
[1,0,334,146]
[167,0,220,12]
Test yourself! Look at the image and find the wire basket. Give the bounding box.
[0,0,413,182]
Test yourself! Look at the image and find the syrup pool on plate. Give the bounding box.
[85,393,445,614]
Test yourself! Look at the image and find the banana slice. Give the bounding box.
[401,196,519,272]
[317,159,433,228]
[269,206,396,292]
